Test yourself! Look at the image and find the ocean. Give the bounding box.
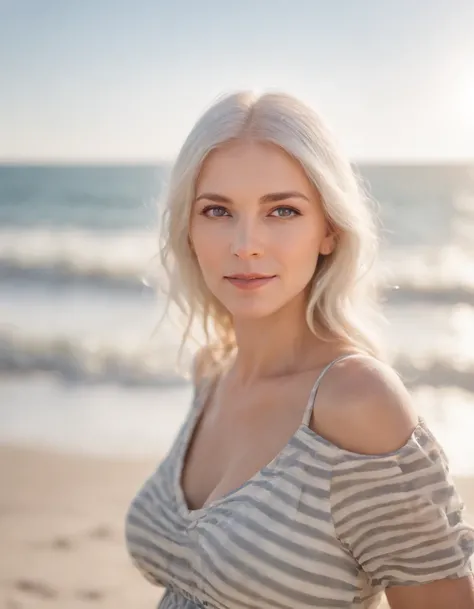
[1,163,474,473]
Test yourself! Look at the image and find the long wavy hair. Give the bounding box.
[159,90,387,366]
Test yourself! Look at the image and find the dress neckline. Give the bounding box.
[174,390,427,520]
[174,352,426,520]
[174,387,310,519]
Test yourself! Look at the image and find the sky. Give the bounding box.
[1,0,474,163]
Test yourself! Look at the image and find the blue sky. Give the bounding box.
[1,0,473,162]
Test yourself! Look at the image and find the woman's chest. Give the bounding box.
[181,382,315,512]
[125,446,190,587]
[126,436,362,609]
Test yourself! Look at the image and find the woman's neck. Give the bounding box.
[229,296,338,385]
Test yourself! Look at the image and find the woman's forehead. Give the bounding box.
[196,140,316,199]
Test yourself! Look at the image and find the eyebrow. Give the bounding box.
[194,191,311,204]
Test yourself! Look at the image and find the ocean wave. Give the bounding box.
[394,356,474,393]
[0,260,152,292]
[384,284,474,305]
[0,227,161,290]
[379,245,474,303]
[0,330,187,387]
[1,329,474,392]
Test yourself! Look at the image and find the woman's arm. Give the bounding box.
[386,576,474,609]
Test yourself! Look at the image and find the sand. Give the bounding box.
[1,445,473,609]
[0,446,162,609]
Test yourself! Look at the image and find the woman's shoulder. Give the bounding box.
[309,353,420,456]
[322,356,474,590]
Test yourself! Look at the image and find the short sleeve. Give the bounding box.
[330,419,474,589]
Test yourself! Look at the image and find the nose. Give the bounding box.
[230,219,264,259]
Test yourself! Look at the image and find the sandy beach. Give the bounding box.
[1,445,473,609]
[0,446,163,609]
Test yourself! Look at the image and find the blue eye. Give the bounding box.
[270,206,300,218]
[201,205,230,218]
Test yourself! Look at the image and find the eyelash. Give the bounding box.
[200,205,302,218]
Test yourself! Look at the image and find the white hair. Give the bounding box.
[159,90,387,365]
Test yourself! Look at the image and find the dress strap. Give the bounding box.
[301,353,362,427]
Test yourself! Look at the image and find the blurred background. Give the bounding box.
[1,1,473,608]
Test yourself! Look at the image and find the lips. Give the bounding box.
[225,274,275,280]
[224,274,277,290]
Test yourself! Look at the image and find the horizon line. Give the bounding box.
[1,156,473,167]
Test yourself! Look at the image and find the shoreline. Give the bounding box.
[1,444,473,609]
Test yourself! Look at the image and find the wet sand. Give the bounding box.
[0,445,473,609]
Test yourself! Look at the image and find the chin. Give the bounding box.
[223,299,287,321]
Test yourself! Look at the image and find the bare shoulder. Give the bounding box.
[309,355,420,455]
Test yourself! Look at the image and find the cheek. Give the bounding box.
[190,223,228,283]
[192,229,227,262]
[276,229,320,267]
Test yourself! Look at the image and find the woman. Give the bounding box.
[126,91,474,609]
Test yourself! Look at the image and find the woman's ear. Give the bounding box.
[320,233,336,255]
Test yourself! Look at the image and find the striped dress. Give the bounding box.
[125,354,474,609]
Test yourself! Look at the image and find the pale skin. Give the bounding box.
[184,139,474,609]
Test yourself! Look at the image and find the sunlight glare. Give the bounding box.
[458,71,474,126]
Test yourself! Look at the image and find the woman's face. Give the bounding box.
[190,140,334,320]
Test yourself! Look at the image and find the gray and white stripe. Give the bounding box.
[126,354,474,609]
